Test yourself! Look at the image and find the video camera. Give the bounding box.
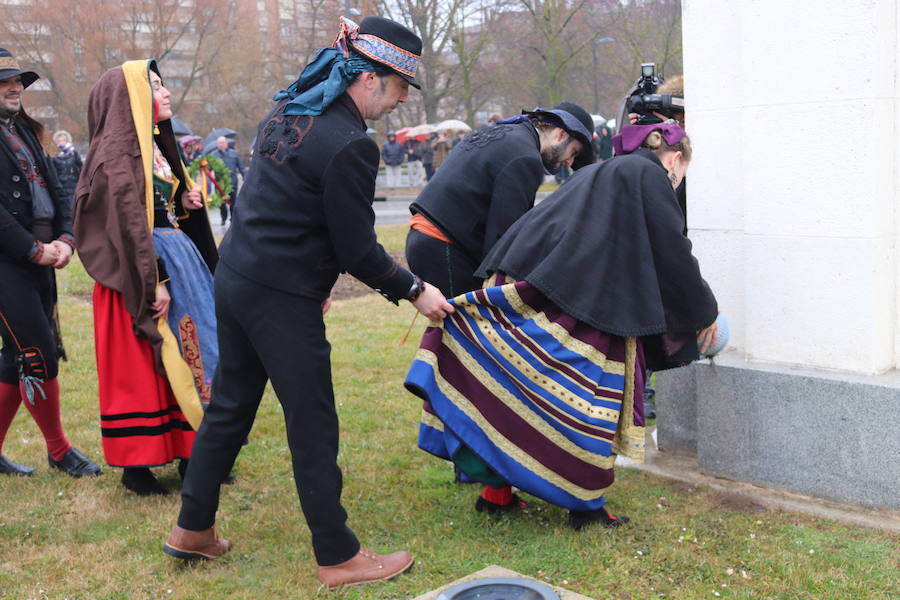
[625,63,684,125]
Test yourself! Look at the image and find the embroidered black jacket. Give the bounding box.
[409,122,545,264]
[0,117,70,261]
[219,94,413,302]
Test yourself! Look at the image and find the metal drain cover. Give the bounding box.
[437,577,560,600]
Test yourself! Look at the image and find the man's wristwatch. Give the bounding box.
[406,274,426,302]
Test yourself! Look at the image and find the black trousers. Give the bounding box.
[0,259,59,384]
[178,262,359,566]
[405,228,482,299]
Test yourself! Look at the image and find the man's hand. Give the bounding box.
[50,240,73,269]
[322,293,333,315]
[34,242,61,266]
[697,319,719,355]
[411,282,454,320]
[151,283,171,320]
[181,188,203,211]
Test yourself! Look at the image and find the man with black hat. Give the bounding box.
[164,17,453,589]
[406,101,595,299]
[0,49,103,478]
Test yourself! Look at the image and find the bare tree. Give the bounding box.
[0,0,237,141]
[515,0,606,106]
[481,0,682,120]
[0,0,126,139]
[118,0,237,115]
[0,0,683,149]
[444,0,500,126]
[376,0,465,122]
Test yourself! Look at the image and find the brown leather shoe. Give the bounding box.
[317,546,414,588]
[163,525,231,561]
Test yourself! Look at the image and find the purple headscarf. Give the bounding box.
[612,122,686,156]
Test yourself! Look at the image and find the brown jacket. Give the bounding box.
[432,137,451,169]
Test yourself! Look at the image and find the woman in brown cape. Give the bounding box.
[74,60,219,495]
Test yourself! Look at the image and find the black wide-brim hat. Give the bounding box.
[0,48,39,89]
[525,101,596,169]
[349,16,423,89]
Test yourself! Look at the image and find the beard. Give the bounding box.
[0,102,19,120]
[539,140,568,172]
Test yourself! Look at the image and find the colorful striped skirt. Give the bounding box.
[405,274,646,511]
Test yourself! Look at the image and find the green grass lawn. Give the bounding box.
[0,225,896,599]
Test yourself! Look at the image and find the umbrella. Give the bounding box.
[179,134,201,147]
[207,127,237,140]
[406,123,435,137]
[203,128,239,154]
[591,114,606,128]
[394,126,413,144]
[170,117,193,136]
[435,119,470,132]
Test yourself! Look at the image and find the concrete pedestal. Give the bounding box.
[656,354,900,509]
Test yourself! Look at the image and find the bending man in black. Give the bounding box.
[164,17,453,590]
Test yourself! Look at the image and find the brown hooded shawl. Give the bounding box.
[74,60,217,374]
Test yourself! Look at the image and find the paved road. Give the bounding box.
[209,191,551,235]
[373,195,417,225]
[372,191,551,226]
[208,198,415,236]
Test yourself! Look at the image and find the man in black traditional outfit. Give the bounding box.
[0,48,102,479]
[165,17,453,589]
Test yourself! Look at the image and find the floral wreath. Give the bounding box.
[187,154,234,208]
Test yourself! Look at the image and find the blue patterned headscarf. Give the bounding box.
[272,47,379,116]
[273,17,417,116]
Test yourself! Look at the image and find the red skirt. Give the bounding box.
[93,283,195,467]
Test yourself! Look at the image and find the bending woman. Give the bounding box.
[405,123,718,530]
[74,60,219,495]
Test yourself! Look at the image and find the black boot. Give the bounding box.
[475,485,526,514]
[121,467,169,496]
[0,454,35,476]
[475,493,525,514]
[48,447,102,477]
[569,507,630,530]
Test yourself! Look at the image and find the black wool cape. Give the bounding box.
[476,148,718,369]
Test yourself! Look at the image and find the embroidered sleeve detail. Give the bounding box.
[56,234,76,252]
[28,241,44,263]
